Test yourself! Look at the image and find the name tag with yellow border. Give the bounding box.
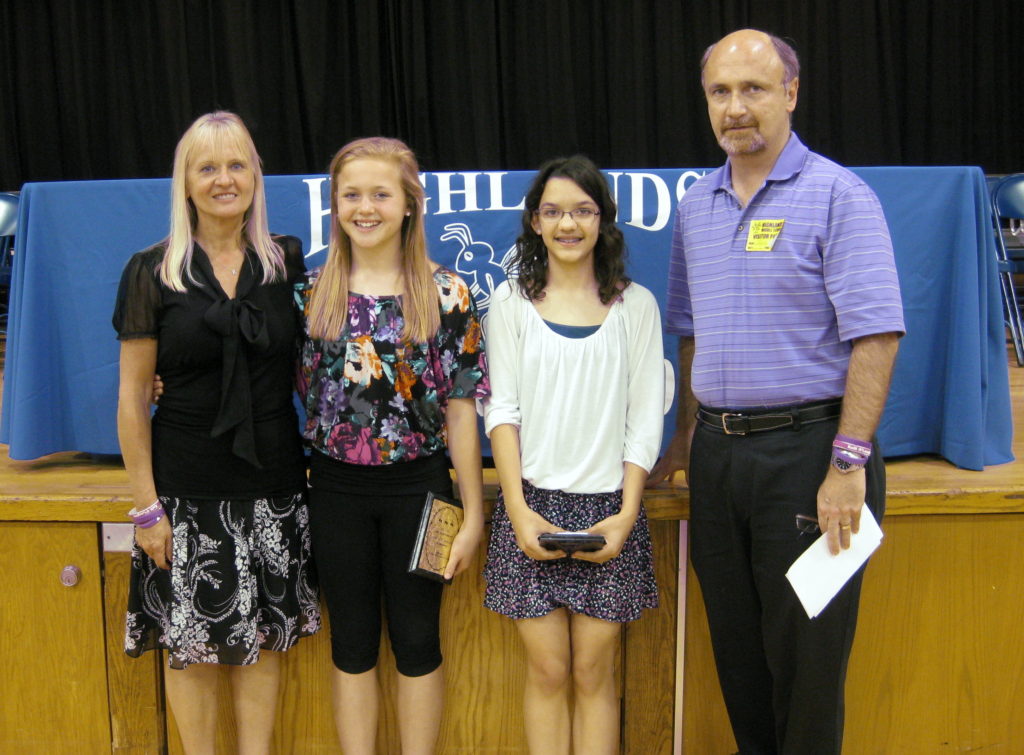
[746,219,785,251]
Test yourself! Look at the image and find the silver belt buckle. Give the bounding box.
[721,412,745,435]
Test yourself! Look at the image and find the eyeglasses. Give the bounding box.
[534,207,600,223]
[795,514,820,534]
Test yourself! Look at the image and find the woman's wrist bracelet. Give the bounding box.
[130,499,161,517]
[129,499,165,528]
[134,512,165,529]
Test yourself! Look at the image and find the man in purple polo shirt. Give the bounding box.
[649,29,904,754]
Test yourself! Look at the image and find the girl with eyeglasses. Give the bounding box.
[482,155,664,754]
[295,136,488,755]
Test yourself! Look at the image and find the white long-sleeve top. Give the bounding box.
[483,279,665,494]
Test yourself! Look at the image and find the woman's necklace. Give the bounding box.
[209,251,244,277]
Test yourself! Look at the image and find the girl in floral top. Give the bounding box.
[295,137,488,754]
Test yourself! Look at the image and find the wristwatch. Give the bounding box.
[830,453,861,473]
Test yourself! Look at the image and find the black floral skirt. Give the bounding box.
[124,492,321,669]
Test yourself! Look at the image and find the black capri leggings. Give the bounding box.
[308,452,453,677]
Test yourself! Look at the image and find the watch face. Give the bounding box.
[832,455,853,472]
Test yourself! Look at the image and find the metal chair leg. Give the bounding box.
[998,266,1024,366]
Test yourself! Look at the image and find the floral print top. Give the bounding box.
[295,267,489,465]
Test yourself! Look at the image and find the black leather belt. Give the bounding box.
[696,401,842,435]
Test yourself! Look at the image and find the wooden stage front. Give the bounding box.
[1,338,1022,753]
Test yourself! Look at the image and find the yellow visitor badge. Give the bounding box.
[746,219,785,251]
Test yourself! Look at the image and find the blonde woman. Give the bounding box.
[113,111,319,754]
[295,137,488,754]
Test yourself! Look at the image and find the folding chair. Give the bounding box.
[0,192,19,335]
[990,174,1024,366]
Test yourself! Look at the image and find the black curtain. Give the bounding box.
[1,0,1020,190]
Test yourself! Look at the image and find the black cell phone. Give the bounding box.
[538,532,606,554]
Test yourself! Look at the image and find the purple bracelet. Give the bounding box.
[129,500,166,529]
[135,513,164,529]
[831,432,872,456]
[833,434,872,458]
[132,500,162,517]
[833,448,869,467]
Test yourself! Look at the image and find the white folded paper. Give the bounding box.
[785,506,883,619]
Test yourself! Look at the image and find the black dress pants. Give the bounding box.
[689,412,885,755]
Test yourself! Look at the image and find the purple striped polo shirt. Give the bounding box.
[665,133,905,409]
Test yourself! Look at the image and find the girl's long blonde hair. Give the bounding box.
[306,137,439,343]
[161,111,284,291]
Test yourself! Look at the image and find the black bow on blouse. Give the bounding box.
[195,249,269,469]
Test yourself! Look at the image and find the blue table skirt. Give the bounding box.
[0,167,1013,470]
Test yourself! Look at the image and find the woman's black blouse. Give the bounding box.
[112,235,307,500]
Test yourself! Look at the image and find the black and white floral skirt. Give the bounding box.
[124,492,321,669]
